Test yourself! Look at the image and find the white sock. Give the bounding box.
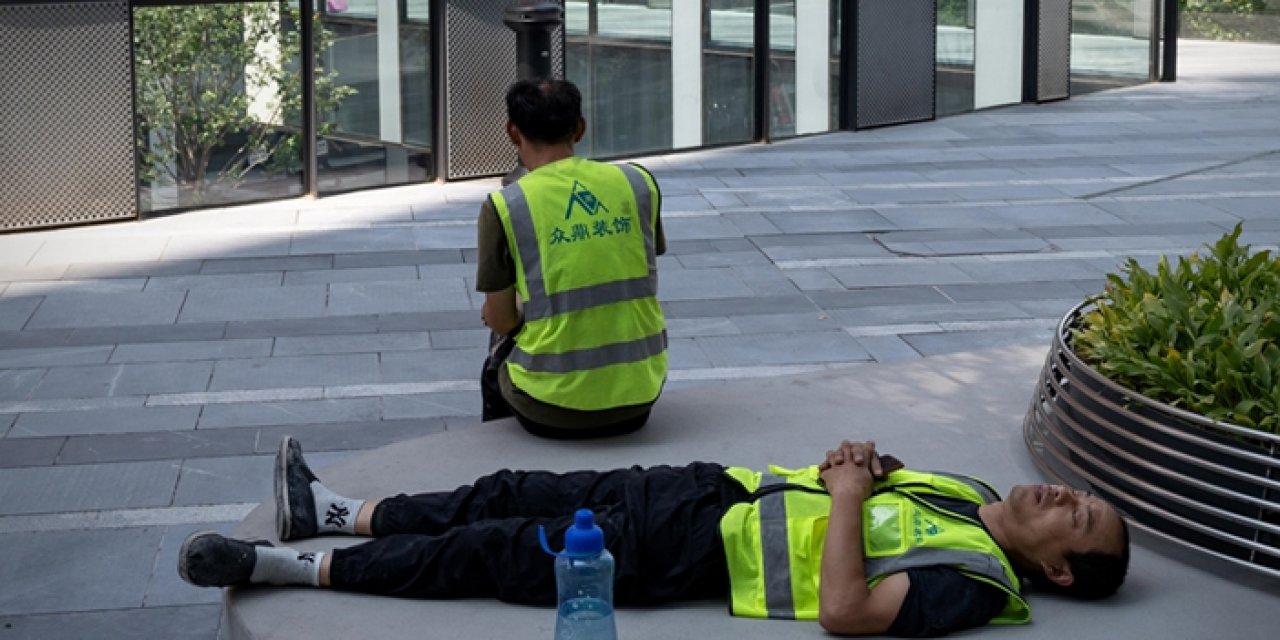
[311,482,364,536]
[250,547,325,587]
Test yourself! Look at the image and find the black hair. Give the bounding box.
[505,79,582,145]
[1029,517,1130,600]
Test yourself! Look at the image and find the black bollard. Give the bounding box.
[501,1,564,185]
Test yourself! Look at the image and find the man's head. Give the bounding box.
[505,79,585,147]
[999,484,1130,599]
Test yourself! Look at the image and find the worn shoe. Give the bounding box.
[178,532,272,587]
[275,436,319,541]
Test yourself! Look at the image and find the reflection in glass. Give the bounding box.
[133,1,312,212]
[831,0,841,129]
[937,0,975,117]
[769,1,796,138]
[566,1,674,158]
[317,0,432,194]
[704,0,756,145]
[1071,0,1152,94]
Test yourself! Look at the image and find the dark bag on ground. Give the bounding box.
[480,328,518,422]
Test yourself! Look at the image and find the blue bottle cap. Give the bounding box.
[563,508,604,557]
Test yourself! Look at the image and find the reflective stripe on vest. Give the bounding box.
[720,466,1031,624]
[499,163,657,324]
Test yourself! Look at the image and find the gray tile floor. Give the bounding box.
[0,40,1277,638]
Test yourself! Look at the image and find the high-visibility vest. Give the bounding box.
[719,465,1031,624]
[490,156,667,411]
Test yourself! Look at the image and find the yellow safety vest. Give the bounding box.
[719,466,1031,624]
[490,156,667,411]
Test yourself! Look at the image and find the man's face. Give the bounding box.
[1005,484,1126,582]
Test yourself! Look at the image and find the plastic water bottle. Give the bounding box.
[539,509,617,640]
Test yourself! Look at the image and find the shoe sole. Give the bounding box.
[178,530,218,585]
[275,437,293,541]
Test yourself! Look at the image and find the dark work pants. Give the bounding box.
[328,463,749,606]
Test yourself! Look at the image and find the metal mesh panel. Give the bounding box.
[444,0,566,180]
[0,2,136,231]
[854,0,935,129]
[1037,0,1071,101]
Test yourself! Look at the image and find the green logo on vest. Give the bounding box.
[911,512,946,543]
[564,181,609,220]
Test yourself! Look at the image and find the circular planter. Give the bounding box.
[1024,301,1280,579]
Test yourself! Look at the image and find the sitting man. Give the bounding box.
[180,437,1129,637]
[477,78,667,439]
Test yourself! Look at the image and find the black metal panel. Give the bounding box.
[853,0,935,130]
[1036,0,1071,101]
[443,0,565,180]
[0,1,137,231]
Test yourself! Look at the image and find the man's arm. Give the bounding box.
[818,442,911,636]
[482,288,521,337]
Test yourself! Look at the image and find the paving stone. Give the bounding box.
[379,348,486,383]
[664,317,740,339]
[0,264,67,282]
[428,328,490,350]
[901,326,1055,356]
[666,337,714,369]
[951,258,1109,283]
[179,285,329,323]
[284,265,420,286]
[938,281,1100,303]
[198,398,382,429]
[0,413,12,435]
[254,418,445,454]
[0,346,113,369]
[730,311,844,335]
[785,268,845,291]
[27,236,169,266]
[161,233,293,260]
[273,331,432,356]
[65,322,228,347]
[827,301,1031,327]
[110,338,273,363]
[172,450,346,506]
[8,405,199,438]
[0,369,45,402]
[851,334,924,363]
[61,259,203,279]
[661,216,749,241]
[0,527,166,616]
[377,310,479,332]
[662,294,815,319]
[762,210,896,234]
[28,362,213,400]
[0,460,179,515]
[659,267,754,301]
[200,255,333,275]
[209,353,379,391]
[57,428,258,465]
[828,263,976,288]
[24,291,185,329]
[673,251,770,269]
[732,265,802,296]
[0,604,223,640]
[332,249,465,269]
[751,232,890,261]
[0,433,62,468]
[808,287,952,310]
[412,225,477,249]
[724,212,784,235]
[144,271,284,292]
[381,392,478,420]
[327,280,472,315]
[695,330,872,367]
[224,314,381,339]
[1,278,146,297]
[290,227,419,255]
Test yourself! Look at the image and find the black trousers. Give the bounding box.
[328,463,750,606]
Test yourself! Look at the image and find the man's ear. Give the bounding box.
[506,121,522,146]
[1040,560,1075,587]
[572,118,586,144]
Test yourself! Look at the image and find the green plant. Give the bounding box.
[1073,224,1280,434]
[133,3,354,203]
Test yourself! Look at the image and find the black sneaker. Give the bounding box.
[178,532,273,587]
[275,436,319,542]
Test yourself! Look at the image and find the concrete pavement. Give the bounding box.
[0,39,1277,638]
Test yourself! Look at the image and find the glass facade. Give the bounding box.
[1071,0,1154,94]
[133,2,307,213]
[704,0,756,145]
[937,0,976,117]
[316,0,433,194]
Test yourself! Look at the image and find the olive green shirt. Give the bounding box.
[475,163,666,430]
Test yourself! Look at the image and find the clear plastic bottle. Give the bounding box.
[539,509,617,640]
